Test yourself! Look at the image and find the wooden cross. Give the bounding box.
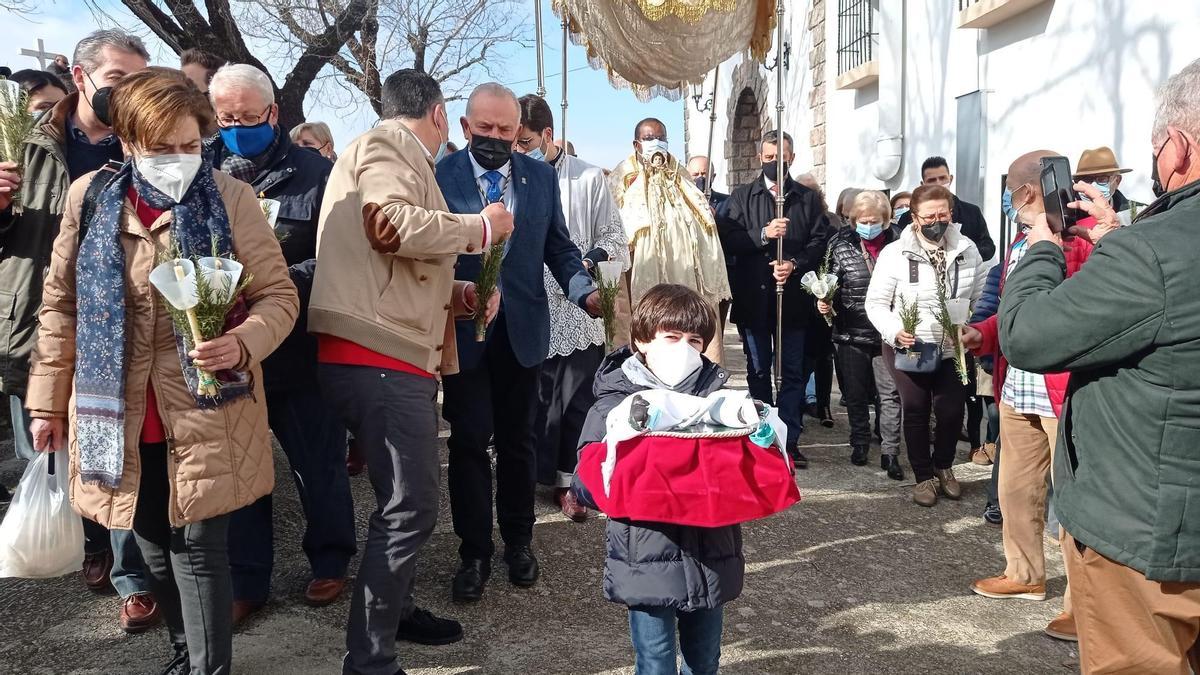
[19,38,56,69]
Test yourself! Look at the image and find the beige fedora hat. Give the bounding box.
[1075,146,1132,178]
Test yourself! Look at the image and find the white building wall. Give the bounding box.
[688,0,1200,255]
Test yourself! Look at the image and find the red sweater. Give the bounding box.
[130,188,167,443]
[970,217,1096,417]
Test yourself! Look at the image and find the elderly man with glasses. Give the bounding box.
[1074,146,1140,225]
[205,63,357,620]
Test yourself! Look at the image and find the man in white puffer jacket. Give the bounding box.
[864,184,987,506]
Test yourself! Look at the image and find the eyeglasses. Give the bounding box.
[217,105,272,128]
[514,136,540,150]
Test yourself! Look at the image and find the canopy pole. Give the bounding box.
[703,65,720,202]
[534,0,546,98]
[773,0,785,394]
[561,18,572,230]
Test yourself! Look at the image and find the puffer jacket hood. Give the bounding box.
[574,346,744,611]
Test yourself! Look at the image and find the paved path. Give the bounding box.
[0,328,1078,674]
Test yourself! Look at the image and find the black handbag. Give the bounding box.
[894,340,942,373]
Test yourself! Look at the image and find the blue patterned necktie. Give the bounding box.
[483,170,503,204]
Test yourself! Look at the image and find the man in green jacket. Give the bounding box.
[0,29,159,634]
[999,58,1200,673]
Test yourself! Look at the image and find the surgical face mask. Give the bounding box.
[1002,188,1020,223]
[469,133,513,171]
[1081,179,1112,203]
[919,220,950,243]
[641,336,703,387]
[892,206,909,224]
[856,221,884,240]
[432,108,450,163]
[526,146,545,162]
[220,121,275,158]
[639,138,668,164]
[136,153,203,203]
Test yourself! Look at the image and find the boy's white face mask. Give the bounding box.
[640,337,703,387]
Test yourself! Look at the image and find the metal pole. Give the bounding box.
[703,65,720,202]
[561,18,572,230]
[534,0,546,98]
[773,0,785,394]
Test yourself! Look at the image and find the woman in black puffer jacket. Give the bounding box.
[820,190,905,480]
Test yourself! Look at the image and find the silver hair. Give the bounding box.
[1153,58,1200,141]
[466,82,519,117]
[209,63,276,105]
[72,29,150,73]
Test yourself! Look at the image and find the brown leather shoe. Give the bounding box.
[555,488,588,523]
[304,578,346,607]
[934,467,962,500]
[232,599,264,625]
[82,550,114,592]
[912,478,938,507]
[1044,611,1078,641]
[346,437,365,477]
[120,593,162,634]
[970,447,992,465]
[971,574,1047,601]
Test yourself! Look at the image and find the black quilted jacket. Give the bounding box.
[827,226,899,347]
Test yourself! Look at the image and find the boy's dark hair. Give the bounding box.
[180,49,226,81]
[921,155,949,176]
[518,93,554,133]
[631,284,717,351]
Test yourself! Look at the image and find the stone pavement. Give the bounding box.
[0,327,1078,674]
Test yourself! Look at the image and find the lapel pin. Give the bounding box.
[521,177,527,185]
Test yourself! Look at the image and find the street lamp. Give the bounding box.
[690,76,714,113]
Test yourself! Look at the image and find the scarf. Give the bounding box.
[74,157,244,488]
[219,127,280,184]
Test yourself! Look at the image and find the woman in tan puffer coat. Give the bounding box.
[25,67,297,675]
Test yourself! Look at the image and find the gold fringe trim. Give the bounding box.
[633,0,737,24]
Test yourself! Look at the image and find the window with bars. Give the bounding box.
[958,0,982,9]
[837,0,877,75]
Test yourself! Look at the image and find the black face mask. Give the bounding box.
[1151,152,1166,199]
[762,161,788,183]
[693,176,707,193]
[83,71,114,127]
[920,220,950,243]
[469,134,513,171]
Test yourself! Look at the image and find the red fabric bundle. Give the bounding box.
[577,434,801,527]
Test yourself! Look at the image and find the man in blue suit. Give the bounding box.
[436,83,600,602]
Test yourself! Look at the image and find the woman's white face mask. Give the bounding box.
[639,334,703,387]
[136,153,203,203]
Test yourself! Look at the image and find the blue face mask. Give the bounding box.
[856,222,884,240]
[434,140,449,163]
[220,121,275,158]
[892,206,909,224]
[1082,180,1112,203]
[526,146,545,162]
[1002,188,1021,223]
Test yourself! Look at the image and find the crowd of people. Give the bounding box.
[0,26,1199,675]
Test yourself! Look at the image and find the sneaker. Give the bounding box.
[912,478,938,507]
[983,503,1003,526]
[934,468,962,500]
[1044,611,1078,641]
[396,607,464,645]
[970,575,1047,601]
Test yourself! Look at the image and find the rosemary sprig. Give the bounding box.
[473,243,504,341]
[595,262,622,351]
[897,294,921,337]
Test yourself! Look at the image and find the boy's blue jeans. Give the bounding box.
[629,605,723,675]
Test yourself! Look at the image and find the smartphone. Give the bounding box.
[1040,156,1081,234]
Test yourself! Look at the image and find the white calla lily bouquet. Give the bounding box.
[800,248,838,327]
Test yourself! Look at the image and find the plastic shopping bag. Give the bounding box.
[0,450,84,578]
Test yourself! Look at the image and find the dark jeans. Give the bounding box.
[837,342,875,449]
[228,388,356,603]
[738,325,806,448]
[884,346,968,482]
[319,364,441,675]
[628,605,724,675]
[986,399,1002,509]
[132,442,232,675]
[535,345,604,488]
[442,317,542,561]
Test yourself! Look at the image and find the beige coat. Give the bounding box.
[309,120,486,377]
[25,170,298,529]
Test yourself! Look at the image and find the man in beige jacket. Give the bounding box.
[309,69,513,675]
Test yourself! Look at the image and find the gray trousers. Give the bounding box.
[319,364,440,675]
[133,442,232,675]
[871,349,903,457]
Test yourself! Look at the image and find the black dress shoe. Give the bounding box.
[881,455,904,481]
[160,645,189,675]
[789,449,808,470]
[819,406,834,428]
[850,445,869,466]
[396,607,463,645]
[504,545,540,587]
[451,559,490,603]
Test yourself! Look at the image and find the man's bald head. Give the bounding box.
[1007,149,1058,221]
[462,82,521,142]
[687,156,710,180]
[796,172,820,193]
[635,118,667,141]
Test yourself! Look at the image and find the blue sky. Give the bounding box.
[1,1,684,171]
